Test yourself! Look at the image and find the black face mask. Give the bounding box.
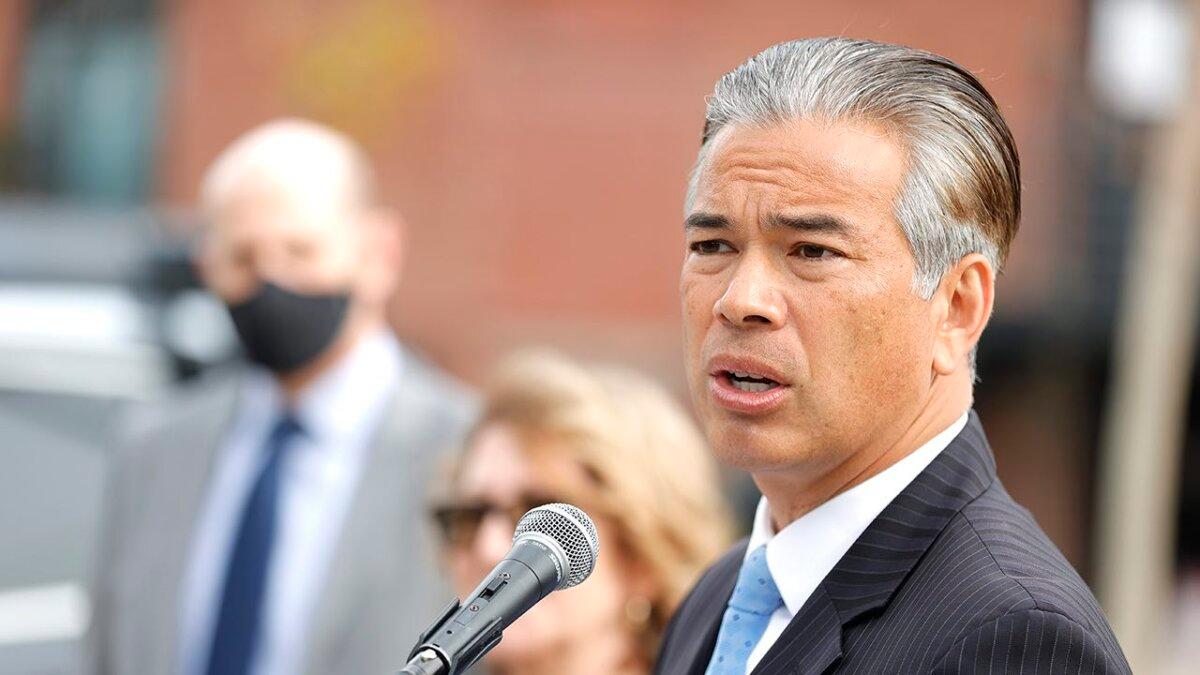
[225,282,351,374]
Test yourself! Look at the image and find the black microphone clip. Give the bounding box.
[399,598,502,675]
[400,541,558,675]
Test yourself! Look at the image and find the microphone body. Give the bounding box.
[399,504,599,675]
[402,536,563,674]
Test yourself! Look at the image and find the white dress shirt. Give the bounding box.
[742,412,969,674]
[178,331,403,675]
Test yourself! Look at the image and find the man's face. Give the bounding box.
[199,184,371,305]
[681,120,940,475]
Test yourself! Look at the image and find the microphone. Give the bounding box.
[399,503,600,675]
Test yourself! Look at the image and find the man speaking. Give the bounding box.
[658,39,1130,674]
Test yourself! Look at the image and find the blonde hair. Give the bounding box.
[460,350,733,656]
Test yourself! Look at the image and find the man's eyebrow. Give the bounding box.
[768,213,851,234]
[684,212,730,230]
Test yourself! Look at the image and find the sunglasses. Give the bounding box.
[430,493,566,548]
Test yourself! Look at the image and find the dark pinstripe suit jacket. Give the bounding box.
[657,411,1130,674]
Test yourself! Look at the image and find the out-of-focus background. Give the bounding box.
[0,0,1197,673]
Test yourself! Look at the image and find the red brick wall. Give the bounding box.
[0,0,29,129]
[158,0,1083,381]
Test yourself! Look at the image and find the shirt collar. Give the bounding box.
[746,411,970,615]
[241,330,404,451]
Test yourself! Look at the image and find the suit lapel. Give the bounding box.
[750,411,997,675]
[753,587,842,675]
[300,355,452,675]
[299,386,411,674]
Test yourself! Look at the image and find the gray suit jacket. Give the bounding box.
[87,348,475,675]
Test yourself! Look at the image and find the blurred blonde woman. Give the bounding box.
[431,350,733,675]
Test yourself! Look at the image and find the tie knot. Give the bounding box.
[271,413,303,439]
[728,545,782,616]
[263,413,303,458]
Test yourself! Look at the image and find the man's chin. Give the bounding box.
[706,422,815,472]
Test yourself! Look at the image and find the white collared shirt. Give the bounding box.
[178,331,403,675]
[743,411,969,674]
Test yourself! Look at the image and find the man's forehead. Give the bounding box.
[209,178,354,240]
[692,120,907,213]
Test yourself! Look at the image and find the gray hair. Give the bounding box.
[688,37,1021,299]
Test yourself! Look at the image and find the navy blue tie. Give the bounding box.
[204,414,302,675]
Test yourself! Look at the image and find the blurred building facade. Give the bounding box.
[0,0,1096,556]
[0,0,1196,673]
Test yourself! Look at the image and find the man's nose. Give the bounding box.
[714,257,788,329]
[247,246,289,285]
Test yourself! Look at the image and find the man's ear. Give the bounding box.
[360,207,407,301]
[931,253,995,376]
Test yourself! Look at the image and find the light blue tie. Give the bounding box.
[705,545,783,675]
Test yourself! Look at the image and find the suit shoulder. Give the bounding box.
[378,350,478,466]
[395,350,478,424]
[912,483,1125,662]
[113,368,239,462]
[958,485,1109,625]
[931,607,1132,674]
[859,484,1127,672]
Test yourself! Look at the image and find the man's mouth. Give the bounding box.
[723,370,782,393]
[706,357,790,414]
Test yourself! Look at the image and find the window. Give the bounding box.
[11,0,161,204]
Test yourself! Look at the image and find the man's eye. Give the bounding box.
[232,249,255,269]
[794,244,839,259]
[689,240,733,255]
[287,241,316,259]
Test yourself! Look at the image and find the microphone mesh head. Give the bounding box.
[513,503,599,589]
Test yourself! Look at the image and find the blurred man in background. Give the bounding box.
[86,119,475,675]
